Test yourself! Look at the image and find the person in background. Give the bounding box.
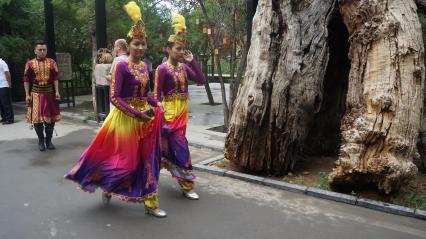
[0,57,14,124]
[154,14,206,200]
[23,40,61,151]
[65,1,167,218]
[106,39,128,110]
[105,39,128,84]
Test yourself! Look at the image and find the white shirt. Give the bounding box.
[0,58,10,88]
[108,53,127,109]
[107,54,128,87]
[109,53,128,75]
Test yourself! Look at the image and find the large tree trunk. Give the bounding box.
[225,0,424,193]
[329,0,424,193]
[225,0,336,174]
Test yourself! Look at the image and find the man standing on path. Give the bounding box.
[0,57,14,124]
[23,40,61,151]
[106,39,128,110]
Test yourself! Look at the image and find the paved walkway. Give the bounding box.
[5,83,426,238]
[0,112,425,239]
[12,83,228,152]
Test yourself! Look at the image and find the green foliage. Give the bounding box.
[138,0,172,64]
[391,186,426,210]
[0,0,171,67]
[51,0,94,68]
[170,0,247,74]
[317,172,329,190]
[0,0,44,62]
[297,175,305,184]
[85,111,97,121]
[0,0,247,73]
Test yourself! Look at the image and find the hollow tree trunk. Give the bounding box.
[329,0,425,193]
[416,0,426,13]
[225,0,336,174]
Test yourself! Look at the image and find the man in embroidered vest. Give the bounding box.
[23,40,61,151]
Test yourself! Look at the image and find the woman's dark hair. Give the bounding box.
[165,41,174,49]
[33,40,47,49]
[164,41,176,58]
[126,36,132,45]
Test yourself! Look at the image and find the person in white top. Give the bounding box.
[106,39,128,111]
[0,58,14,124]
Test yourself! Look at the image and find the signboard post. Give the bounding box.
[56,53,75,107]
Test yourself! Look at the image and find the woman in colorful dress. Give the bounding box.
[154,14,206,200]
[65,1,167,218]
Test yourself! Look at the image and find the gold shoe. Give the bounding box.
[145,207,167,218]
[182,190,200,200]
[102,192,111,205]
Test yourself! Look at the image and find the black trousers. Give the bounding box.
[0,87,14,122]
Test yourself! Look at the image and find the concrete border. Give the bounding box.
[193,156,426,221]
[188,142,224,152]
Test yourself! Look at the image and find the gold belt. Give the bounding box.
[125,98,149,111]
[163,93,188,102]
[32,84,53,93]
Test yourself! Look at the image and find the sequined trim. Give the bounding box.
[111,61,151,118]
[165,62,187,93]
[161,159,194,175]
[163,93,189,102]
[65,174,159,204]
[32,84,54,93]
[179,181,194,191]
[110,63,137,118]
[154,67,160,100]
[26,92,61,124]
[127,60,149,95]
[124,98,149,109]
[32,59,51,85]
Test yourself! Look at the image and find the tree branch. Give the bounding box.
[195,0,211,24]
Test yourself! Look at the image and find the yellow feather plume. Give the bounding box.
[172,14,186,34]
[124,1,141,23]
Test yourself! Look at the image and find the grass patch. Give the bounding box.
[85,112,97,121]
[212,157,426,211]
[390,182,426,210]
[317,172,329,190]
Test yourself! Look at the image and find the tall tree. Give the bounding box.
[329,0,424,193]
[225,0,425,193]
[0,0,44,62]
[44,0,56,60]
[226,0,336,174]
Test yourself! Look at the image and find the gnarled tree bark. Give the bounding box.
[329,0,425,193]
[225,0,424,193]
[225,0,336,174]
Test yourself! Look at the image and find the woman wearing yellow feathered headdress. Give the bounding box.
[153,13,206,201]
[124,1,147,43]
[168,14,187,45]
[65,1,167,219]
